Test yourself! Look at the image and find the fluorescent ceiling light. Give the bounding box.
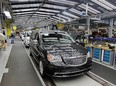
[4,11,12,19]
[11,4,40,8]
[91,0,113,10]
[47,18,58,22]
[36,15,49,17]
[21,14,49,17]
[79,5,96,14]
[69,8,82,15]
[10,0,36,2]
[43,4,67,10]
[36,12,55,15]
[57,14,72,20]
[30,14,38,16]
[52,16,67,21]
[79,4,101,14]
[49,0,77,6]
[98,0,116,9]
[14,12,34,14]
[39,8,60,13]
[13,8,37,12]
[62,11,79,18]
[50,17,59,21]
[14,12,55,15]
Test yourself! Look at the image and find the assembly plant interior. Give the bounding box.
[0,0,116,86]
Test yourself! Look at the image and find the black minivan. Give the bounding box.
[29,30,92,77]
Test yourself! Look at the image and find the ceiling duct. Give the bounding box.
[101,12,116,19]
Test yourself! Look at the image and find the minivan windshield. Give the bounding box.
[42,33,75,44]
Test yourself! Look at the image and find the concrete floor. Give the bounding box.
[0,38,43,86]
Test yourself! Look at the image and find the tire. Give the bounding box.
[25,45,29,48]
[25,43,29,48]
[39,61,45,77]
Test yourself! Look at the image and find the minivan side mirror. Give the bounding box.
[76,40,85,47]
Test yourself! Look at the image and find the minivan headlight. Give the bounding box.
[47,54,62,62]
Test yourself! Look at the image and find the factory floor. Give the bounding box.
[0,37,43,86]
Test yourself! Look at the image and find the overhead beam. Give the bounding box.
[55,15,68,20]
[13,10,58,14]
[13,13,54,16]
[12,6,63,11]
[12,6,38,10]
[67,10,81,17]
[13,10,37,13]
[11,1,71,8]
[13,13,49,15]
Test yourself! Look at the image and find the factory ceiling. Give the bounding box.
[9,0,116,28]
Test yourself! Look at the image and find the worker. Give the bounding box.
[11,33,15,44]
[0,31,6,50]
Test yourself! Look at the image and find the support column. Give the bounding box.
[109,18,113,38]
[86,16,90,43]
[0,15,2,30]
[0,2,2,30]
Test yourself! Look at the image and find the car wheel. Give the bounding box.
[25,45,28,48]
[39,61,45,77]
[25,44,28,48]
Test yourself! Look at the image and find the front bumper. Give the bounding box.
[45,58,92,77]
[52,68,91,77]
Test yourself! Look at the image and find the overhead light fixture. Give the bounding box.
[98,0,116,9]
[57,14,72,20]
[51,18,59,22]
[43,4,67,10]
[69,8,82,15]
[4,11,12,19]
[39,8,60,13]
[79,4,101,14]
[91,0,113,10]
[36,12,55,15]
[12,4,40,8]
[13,8,37,12]
[62,11,79,18]
[52,16,66,21]
[49,0,77,6]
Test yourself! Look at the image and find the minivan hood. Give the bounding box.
[43,43,87,66]
[44,43,87,55]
